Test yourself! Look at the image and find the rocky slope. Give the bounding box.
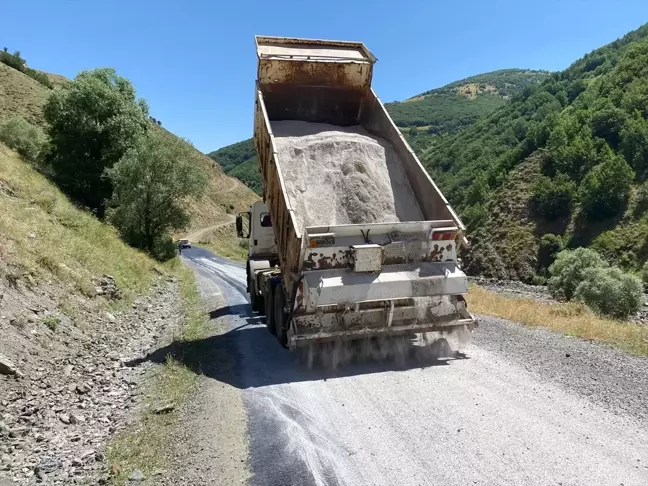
[1,277,184,485]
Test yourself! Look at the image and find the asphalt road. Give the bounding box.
[183,246,648,486]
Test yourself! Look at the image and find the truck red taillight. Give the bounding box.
[430,227,458,241]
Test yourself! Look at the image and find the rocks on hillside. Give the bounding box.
[0,278,184,485]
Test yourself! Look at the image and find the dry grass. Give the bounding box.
[468,284,648,356]
[0,63,50,126]
[198,223,248,262]
[0,143,160,301]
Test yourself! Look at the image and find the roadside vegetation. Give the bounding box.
[469,285,648,356]
[0,143,158,302]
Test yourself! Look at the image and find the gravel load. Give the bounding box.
[271,121,424,230]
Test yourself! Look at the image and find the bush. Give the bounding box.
[635,182,648,215]
[537,233,563,271]
[531,274,547,286]
[531,173,576,220]
[642,261,648,289]
[579,151,634,221]
[0,117,46,162]
[462,203,488,232]
[0,49,26,71]
[574,266,643,319]
[547,247,608,300]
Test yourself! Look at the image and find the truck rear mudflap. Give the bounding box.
[288,295,478,349]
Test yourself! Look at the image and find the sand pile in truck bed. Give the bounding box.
[271,121,424,231]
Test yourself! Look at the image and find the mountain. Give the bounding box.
[386,69,549,153]
[208,69,549,194]
[208,139,261,195]
[422,23,648,281]
[0,61,258,233]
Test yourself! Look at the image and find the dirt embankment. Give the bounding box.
[0,275,185,485]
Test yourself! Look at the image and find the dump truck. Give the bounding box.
[236,35,477,349]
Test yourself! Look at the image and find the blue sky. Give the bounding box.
[3,0,648,153]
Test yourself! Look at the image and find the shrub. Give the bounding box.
[547,247,608,300]
[531,274,547,286]
[574,267,643,319]
[579,151,634,221]
[531,174,576,220]
[42,316,61,331]
[462,203,488,232]
[635,182,648,216]
[0,117,46,162]
[0,49,52,88]
[24,68,52,89]
[0,49,26,71]
[642,261,648,290]
[537,233,563,271]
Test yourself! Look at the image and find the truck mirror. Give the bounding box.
[235,215,243,237]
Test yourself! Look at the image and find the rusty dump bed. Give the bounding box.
[253,36,476,348]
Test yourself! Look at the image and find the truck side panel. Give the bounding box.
[254,87,302,297]
[360,89,466,231]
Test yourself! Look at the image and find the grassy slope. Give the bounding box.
[0,142,158,300]
[0,62,259,234]
[208,69,549,195]
[424,23,648,281]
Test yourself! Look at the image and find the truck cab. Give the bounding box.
[236,201,280,311]
[237,201,277,258]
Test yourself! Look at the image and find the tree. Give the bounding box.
[107,132,207,259]
[579,149,634,221]
[537,234,563,272]
[530,173,576,220]
[619,114,648,180]
[464,172,490,206]
[43,68,149,216]
[547,247,608,300]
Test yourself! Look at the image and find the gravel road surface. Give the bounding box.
[182,247,648,486]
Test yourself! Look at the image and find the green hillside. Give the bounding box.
[422,23,648,281]
[0,61,258,233]
[208,139,261,194]
[208,69,548,194]
[387,69,549,129]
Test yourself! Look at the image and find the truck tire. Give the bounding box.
[249,275,264,313]
[264,281,275,334]
[274,283,288,348]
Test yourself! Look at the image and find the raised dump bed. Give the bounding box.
[241,35,476,349]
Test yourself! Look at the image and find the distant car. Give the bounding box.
[179,239,191,249]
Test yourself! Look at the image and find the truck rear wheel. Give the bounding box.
[274,283,288,348]
[245,263,264,312]
[250,274,264,313]
[264,281,275,335]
